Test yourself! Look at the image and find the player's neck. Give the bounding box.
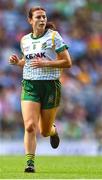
[32,29,45,38]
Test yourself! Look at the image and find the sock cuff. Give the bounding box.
[26,154,35,162]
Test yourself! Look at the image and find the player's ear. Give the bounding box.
[28,17,32,25]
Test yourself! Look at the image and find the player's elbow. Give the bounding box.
[65,59,72,68]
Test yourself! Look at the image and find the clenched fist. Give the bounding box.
[9,54,19,65]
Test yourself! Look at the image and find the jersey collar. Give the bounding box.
[31,29,48,39]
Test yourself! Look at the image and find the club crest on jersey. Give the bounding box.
[41,42,47,49]
[26,52,46,59]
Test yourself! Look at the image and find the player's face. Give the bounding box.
[29,10,47,31]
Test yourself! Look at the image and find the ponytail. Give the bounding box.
[45,22,56,30]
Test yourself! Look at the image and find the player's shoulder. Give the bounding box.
[20,33,31,43]
[46,29,59,40]
[47,29,61,38]
[47,29,57,35]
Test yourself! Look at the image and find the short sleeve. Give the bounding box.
[20,38,24,55]
[54,31,69,53]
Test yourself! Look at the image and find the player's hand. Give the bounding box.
[9,54,19,65]
[30,58,49,68]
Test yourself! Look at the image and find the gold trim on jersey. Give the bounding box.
[52,31,56,47]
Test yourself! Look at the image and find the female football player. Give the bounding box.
[9,6,72,173]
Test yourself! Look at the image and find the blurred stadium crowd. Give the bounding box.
[0,0,102,141]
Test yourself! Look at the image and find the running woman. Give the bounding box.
[9,6,72,173]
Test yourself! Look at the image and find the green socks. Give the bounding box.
[26,154,35,166]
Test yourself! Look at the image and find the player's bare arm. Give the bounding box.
[30,49,72,68]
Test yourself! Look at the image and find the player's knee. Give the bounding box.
[25,122,36,133]
[40,130,50,137]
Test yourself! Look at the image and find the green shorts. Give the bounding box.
[21,79,61,109]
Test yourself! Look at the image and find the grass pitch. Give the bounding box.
[0,156,102,179]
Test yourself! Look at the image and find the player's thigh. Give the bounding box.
[39,107,58,132]
[21,100,41,127]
